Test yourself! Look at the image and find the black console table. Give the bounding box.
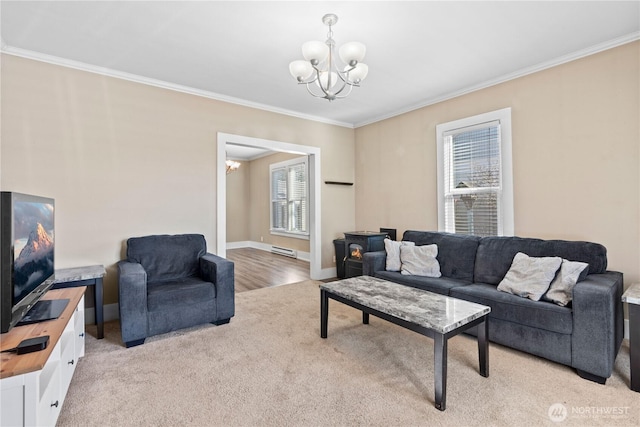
[51,265,106,339]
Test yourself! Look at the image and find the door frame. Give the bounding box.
[216,132,322,279]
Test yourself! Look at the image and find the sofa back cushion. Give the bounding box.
[402,231,480,281]
[127,234,207,282]
[474,236,607,285]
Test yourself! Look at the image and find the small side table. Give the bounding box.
[51,265,106,339]
[622,283,640,392]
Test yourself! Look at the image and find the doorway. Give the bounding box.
[216,133,322,279]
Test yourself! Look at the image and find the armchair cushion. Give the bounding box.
[127,234,206,282]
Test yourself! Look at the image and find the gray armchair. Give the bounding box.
[117,234,234,347]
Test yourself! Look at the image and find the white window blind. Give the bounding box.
[436,108,514,237]
[270,157,309,236]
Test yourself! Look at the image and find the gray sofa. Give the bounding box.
[118,234,234,347]
[363,230,624,383]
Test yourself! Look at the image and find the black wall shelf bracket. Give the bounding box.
[325,181,353,186]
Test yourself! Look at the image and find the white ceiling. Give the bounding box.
[1,1,639,128]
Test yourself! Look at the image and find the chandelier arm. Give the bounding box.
[332,79,351,97]
[304,83,330,98]
[333,82,355,99]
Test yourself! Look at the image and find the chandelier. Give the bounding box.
[289,13,368,101]
[225,159,241,174]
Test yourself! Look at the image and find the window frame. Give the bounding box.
[436,107,514,236]
[269,156,310,240]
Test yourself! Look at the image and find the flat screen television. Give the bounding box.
[1,192,56,333]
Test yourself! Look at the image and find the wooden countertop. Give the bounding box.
[0,287,86,379]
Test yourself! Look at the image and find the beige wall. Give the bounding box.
[1,54,355,305]
[226,152,310,253]
[355,41,640,287]
[226,159,250,242]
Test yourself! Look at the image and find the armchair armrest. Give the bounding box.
[117,261,149,345]
[571,271,624,380]
[363,250,386,276]
[200,253,235,320]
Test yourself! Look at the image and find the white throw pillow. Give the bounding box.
[543,259,589,306]
[384,239,415,272]
[497,252,562,301]
[400,244,441,277]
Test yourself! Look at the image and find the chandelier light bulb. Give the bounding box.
[349,63,369,83]
[318,71,338,90]
[302,41,330,64]
[339,41,366,65]
[289,60,314,81]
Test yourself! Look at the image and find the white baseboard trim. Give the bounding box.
[227,241,311,262]
[316,267,338,281]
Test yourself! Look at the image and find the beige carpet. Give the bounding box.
[58,281,638,426]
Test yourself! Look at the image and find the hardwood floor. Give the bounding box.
[226,247,311,293]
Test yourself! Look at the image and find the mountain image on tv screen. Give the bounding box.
[13,201,54,305]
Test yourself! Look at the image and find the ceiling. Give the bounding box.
[1,1,639,128]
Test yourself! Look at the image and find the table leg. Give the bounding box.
[434,333,448,411]
[477,317,489,377]
[630,304,639,392]
[320,289,328,338]
[95,277,104,339]
[362,312,369,324]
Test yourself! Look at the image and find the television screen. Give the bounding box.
[12,199,54,305]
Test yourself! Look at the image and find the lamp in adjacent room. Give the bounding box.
[225,159,241,174]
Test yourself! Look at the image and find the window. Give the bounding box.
[270,156,309,238]
[436,108,514,237]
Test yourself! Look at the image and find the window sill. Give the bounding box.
[270,230,310,240]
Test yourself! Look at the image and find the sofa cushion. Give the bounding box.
[402,231,480,281]
[147,276,216,311]
[375,271,470,295]
[127,234,207,282]
[474,236,607,285]
[400,244,441,277]
[450,283,573,335]
[497,252,562,301]
[543,259,589,306]
[384,239,415,272]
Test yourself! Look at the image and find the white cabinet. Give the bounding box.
[0,289,85,427]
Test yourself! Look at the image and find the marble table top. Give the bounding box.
[321,276,490,334]
[622,283,640,305]
[52,265,106,283]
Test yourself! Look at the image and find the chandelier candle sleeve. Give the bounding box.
[289,13,368,101]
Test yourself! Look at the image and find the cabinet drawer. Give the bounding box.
[74,306,86,359]
[60,330,76,394]
[37,361,61,426]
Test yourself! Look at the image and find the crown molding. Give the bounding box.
[353,31,640,128]
[0,45,355,129]
[2,30,637,130]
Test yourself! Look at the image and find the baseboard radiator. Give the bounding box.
[271,246,297,259]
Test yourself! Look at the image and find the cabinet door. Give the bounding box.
[74,297,85,358]
[36,360,62,426]
[0,376,24,427]
[60,330,76,395]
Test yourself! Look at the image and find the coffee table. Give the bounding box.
[320,276,491,411]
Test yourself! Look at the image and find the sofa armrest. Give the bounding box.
[363,250,386,276]
[200,253,235,320]
[571,271,624,379]
[117,261,149,344]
